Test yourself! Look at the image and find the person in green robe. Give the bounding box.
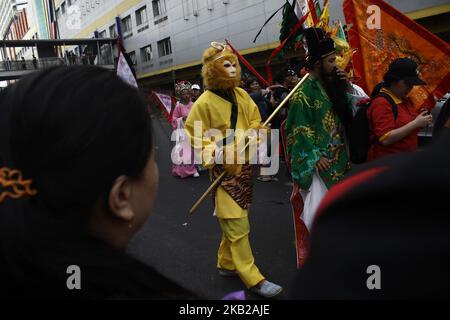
[285,28,354,192]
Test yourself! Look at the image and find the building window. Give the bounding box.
[157,38,172,57]
[68,0,72,6]
[182,0,190,20]
[152,0,167,18]
[135,6,148,26]
[207,0,213,11]
[61,2,66,15]
[192,0,199,16]
[140,45,153,62]
[129,51,136,66]
[109,24,116,38]
[99,30,107,38]
[121,15,132,33]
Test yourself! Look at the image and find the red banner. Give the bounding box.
[344,0,450,110]
[151,91,174,123]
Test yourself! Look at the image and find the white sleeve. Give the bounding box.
[348,83,369,115]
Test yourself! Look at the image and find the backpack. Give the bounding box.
[349,93,398,164]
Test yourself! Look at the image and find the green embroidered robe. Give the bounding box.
[285,75,352,190]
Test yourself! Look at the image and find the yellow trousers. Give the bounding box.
[217,217,265,288]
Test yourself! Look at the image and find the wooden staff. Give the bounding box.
[189,73,310,214]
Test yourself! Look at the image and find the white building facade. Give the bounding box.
[55,0,287,81]
[50,0,450,87]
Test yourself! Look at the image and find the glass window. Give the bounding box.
[121,15,132,33]
[136,6,148,26]
[140,45,153,62]
[109,24,117,38]
[152,0,167,18]
[157,38,172,57]
[129,51,136,66]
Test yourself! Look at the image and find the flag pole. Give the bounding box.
[189,72,310,214]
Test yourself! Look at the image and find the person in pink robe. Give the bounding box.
[171,81,199,178]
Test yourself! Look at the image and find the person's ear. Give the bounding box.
[108,175,135,222]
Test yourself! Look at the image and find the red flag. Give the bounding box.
[281,119,309,269]
[344,0,450,110]
[151,91,174,123]
[307,0,319,26]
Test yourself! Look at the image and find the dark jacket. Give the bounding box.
[289,131,450,299]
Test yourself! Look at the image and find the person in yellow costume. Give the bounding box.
[185,42,282,298]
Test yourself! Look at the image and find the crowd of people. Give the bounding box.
[0,25,449,300]
[1,48,104,74]
[179,30,449,299]
[2,56,37,71]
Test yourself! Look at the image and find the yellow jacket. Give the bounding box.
[185,87,262,219]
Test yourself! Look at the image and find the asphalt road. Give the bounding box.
[127,110,299,300]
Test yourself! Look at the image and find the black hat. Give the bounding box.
[303,28,336,63]
[386,58,426,86]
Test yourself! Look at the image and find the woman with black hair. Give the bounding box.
[0,66,195,299]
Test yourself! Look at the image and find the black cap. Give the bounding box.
[386,58,426,86]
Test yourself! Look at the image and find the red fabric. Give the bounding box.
[150,91,174,123]
[281,119,309,269]
[367,97,419,161]
[290,182,309,269]
[307,0,319,25]
[316,167,386,218]
[343,0,450,110]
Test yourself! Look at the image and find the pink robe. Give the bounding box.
[171,101,198,178]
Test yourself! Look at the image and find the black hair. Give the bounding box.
[2,66,152,213]
[245,76,259,90]
[274,68,296,85]
[0,67,193,299]
[320,64,353,138]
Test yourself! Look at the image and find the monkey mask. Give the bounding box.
[201,42,241,90]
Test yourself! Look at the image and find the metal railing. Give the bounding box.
[0,55,114,72]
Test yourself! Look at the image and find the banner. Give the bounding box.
[117,52,138,88]
[153,92,174,122]
[344,0,450,110]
